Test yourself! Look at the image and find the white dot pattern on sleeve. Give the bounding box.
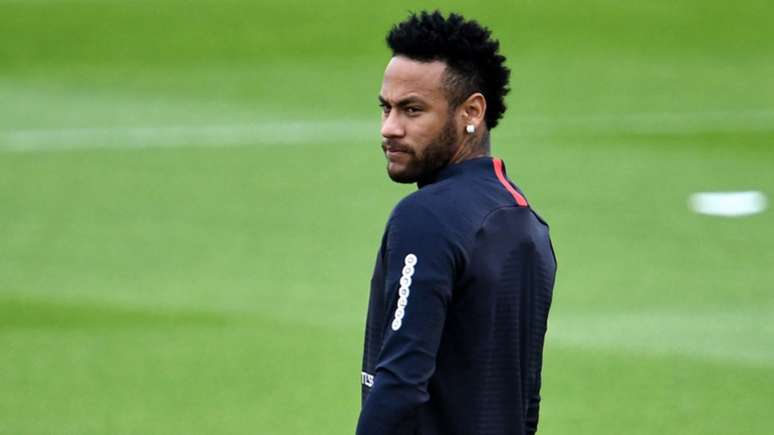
[391,253,417,331]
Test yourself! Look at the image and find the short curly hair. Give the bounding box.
[386,10,511,129]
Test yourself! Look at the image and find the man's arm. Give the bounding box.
[525,229,556,435]
[356,200,459,435]
[525,362,542,435]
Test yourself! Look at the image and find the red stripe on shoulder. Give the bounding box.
[492,158,528,207]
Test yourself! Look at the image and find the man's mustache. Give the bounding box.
[381,141,413,154]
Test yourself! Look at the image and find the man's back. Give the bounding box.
[358,156,556,435]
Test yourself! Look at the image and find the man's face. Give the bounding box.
[379,56,461,183]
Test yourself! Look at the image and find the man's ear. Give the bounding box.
[460,92,487,130]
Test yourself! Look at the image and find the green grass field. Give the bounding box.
[1,0,773,433]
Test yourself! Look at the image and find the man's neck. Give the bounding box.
[449,130,491,165]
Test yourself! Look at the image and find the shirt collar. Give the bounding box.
[417,155,495,189]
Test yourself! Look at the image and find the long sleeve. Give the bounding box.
[525,360,542,435]
[356,199,460,435]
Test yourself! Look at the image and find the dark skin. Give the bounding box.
[379,56,490,184]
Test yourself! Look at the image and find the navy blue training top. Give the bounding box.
[357,156,556,435]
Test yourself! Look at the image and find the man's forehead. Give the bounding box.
[380,56,447,102]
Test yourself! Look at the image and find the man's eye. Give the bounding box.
[406,107,421,114]
[379,104,390,114]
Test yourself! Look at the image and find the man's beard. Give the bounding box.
[383,116,460,184]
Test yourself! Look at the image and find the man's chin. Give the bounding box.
[386,163,420,184]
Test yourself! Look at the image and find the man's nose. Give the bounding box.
[381,111,405,139]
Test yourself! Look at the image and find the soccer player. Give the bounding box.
[356,11,557,435]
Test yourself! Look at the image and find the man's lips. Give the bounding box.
[384,148,410,160]
[382,142,411,159]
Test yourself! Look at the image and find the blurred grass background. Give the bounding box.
[1,0,773,434]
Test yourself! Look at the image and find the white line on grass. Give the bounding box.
[513,108,774,135]
[0,120,378,153]
[1,109,773,153]
[550,309,774,367]
[689,191,768,217]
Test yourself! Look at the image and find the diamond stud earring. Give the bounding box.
[466,124,476,134]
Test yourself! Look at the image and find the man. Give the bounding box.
[357,11,557,435]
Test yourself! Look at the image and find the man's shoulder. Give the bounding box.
[393,185,441,210]
[388,181,489,237]
[388,189,440,228]
[385,188,467,257]
[390,182,458,221]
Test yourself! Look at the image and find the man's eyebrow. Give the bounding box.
[378,95,427,106]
